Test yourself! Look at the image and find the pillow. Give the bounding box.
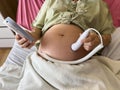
[16,0,45,30]
[104,0,120,27]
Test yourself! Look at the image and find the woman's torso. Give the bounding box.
[38,24,89,61]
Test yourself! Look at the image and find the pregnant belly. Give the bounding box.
[38,24,89,61]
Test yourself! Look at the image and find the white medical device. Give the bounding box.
[3,17,34,42]
[41,28,104,64]
[71,29,91,51]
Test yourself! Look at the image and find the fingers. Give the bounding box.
[83,42,93,51]
[15,34,34,49]
[15,34,22,40]
[20,40,34,49]
[82,32,100,51]
[83,32,97,43]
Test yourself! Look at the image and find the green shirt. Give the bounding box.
[32,0,115,35]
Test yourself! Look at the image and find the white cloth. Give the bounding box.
[5,40,37,66]
[1,51,120,90]
[17,52,120,90]
[102,27,120,60]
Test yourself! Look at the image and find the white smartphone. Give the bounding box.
[3,17,34,42]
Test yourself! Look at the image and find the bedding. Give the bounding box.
[17,52,120,90]
[104,0,120,27]
[16,0,44,30]
[1,52,120,90]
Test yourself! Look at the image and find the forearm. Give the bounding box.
[31,27,42,41]
[102,34,111,46]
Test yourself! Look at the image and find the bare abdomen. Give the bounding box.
[38,24,89,61]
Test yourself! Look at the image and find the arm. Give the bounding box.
[82,0,115,51]
[30,27,42,41]
[15,27,42,49]
[102,34,111,46]
[16,0,49,48]
[82,32,111,51]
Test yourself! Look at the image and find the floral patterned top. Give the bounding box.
[32,0,115,35]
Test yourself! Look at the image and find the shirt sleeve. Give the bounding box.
[100,11,115,34]
[84,0,115,35]
[32,0,49,29]
[97,0,115,34]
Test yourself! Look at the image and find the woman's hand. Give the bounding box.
[82,31,111,52]
[15,26,42,49]
[82,32,100,51]
[15,33,35,49]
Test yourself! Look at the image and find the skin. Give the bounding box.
[16,27,42,49]
[15,24,112,61]
[15,27,111,51]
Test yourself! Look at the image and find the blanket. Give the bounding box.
[1,51,120,90]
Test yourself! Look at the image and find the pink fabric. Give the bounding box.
[16,0,44,30]
[104,0,120,27]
